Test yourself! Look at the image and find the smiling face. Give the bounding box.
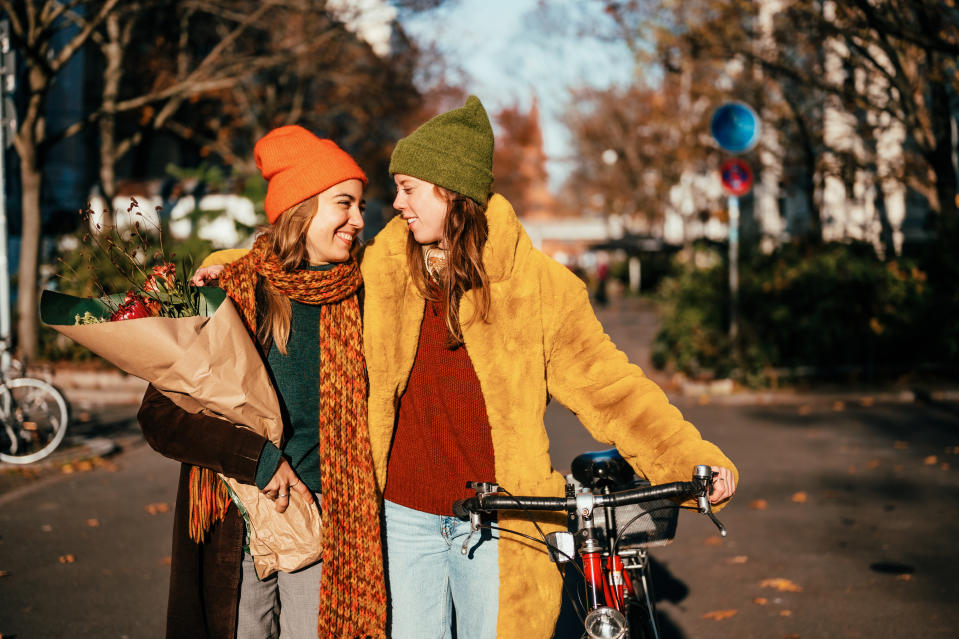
[304,179,365,264]
[392,174,450,247]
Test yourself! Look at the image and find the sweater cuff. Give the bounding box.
[255,441,283,489]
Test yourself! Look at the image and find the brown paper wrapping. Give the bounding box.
[46,297,322,578]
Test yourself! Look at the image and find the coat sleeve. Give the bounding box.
[541,263,738,490]
[137,384,268,484]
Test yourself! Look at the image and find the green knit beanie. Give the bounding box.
[389,95,494,205]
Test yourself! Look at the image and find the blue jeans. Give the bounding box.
[384,500,499,639]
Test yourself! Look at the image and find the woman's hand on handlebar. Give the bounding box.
[190,264,225,286]
[262,459,312,513]
[709,466,736,504]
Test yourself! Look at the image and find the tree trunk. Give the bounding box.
[17,152,42,361]
[97,14,123,227]
[928,73,959,239]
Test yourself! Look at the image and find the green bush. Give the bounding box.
[652,241,936,382]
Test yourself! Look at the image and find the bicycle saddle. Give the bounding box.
[570,449,635,490]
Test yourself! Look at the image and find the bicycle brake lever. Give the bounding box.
[707,511,727,537]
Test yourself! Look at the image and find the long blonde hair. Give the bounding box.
[257,195,319,354]
[406,186,491,346]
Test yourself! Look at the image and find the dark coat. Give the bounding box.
[138,384,270,639]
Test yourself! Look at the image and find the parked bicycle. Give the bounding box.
[0,340,70,464]
[453,449,727,639]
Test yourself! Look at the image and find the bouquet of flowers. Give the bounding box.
[41,213,321,579]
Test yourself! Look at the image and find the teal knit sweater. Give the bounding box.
[254,265,331,492]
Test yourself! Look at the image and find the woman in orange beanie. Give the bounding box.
[137,126,387,639]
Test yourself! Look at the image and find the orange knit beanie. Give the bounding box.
[254,125,367,223]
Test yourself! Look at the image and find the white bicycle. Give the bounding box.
[0,346,70,464]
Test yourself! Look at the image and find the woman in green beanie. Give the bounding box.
[362,95,740,639]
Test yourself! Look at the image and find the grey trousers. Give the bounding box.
[235,550,323,639]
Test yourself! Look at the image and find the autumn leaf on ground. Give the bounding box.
[753,597,768,605]
[941,463,950,471]
[848,465,857,475]
[86,518,100,527]
[698,394,711,406]
[750,499,768,510]
[61,463,74,474]
[897,574,913,582]
[860,397,875,407]
[145,502,171,515]
[797,405,811,416]
[791,492,808,503]
[58,554,76,564]
[703,609,737,621]
[779,610,793,616]
[726,555,749,564]
[894,441,909,450]
[832,401,845,411]
[761,578,802,592]
[923,455,938,466]
[76,459,94,472]
[704,536,724,546]
[866,459,880,469]
[0,570,9,578]
[160,556,172,566]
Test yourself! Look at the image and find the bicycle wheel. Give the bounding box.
[0,377,70,464]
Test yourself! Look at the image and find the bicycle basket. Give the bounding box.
[590,477,679,549]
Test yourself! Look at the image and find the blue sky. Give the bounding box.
[396,0,638,186]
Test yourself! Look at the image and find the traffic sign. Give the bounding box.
[711,102,760,153]
[720,158,753,196]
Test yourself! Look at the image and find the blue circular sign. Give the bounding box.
[710,102,760,153]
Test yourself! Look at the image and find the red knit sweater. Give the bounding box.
[384,298,497,515]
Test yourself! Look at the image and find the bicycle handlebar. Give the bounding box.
[452,480,701,518]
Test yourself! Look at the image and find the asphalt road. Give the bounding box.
[1,395,957,638]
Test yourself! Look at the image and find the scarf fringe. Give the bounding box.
[187,466,230,542]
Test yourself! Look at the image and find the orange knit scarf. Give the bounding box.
[190,234,387,637]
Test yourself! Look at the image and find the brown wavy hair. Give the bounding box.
[256,195,319,354]
[406,187,491,347]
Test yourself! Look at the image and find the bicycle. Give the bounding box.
[0,341,71,464]
[453,449,727,639]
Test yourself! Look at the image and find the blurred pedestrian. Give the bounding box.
[138,126,386,639]
[366,95,738,639]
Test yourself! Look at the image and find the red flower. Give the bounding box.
[110,291,154,321]
[144,263,177,293]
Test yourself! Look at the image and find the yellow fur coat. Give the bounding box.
[360,194,737,638]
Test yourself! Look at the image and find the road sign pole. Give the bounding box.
[728,195,739,340]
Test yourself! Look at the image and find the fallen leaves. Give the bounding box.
[760,577,803,592]
[753,597,768,605]
[726,555,749,564]
[779,610,793,617]
[750,499,768,510]
[894,441,909,450]
[0,570,9,578]
[865,459,880,469]
[832,401,845,411]
[60,456,118,475]
[797,405,811,416]
[160,556,172,566]
[897,574,912,582]
[703,609,738,621]
[58,554,76,564]
[791,492,808,503]
[145,502,170,515]
[86,518,100,528]
[923,455,938,466]
[704,536,724,546]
